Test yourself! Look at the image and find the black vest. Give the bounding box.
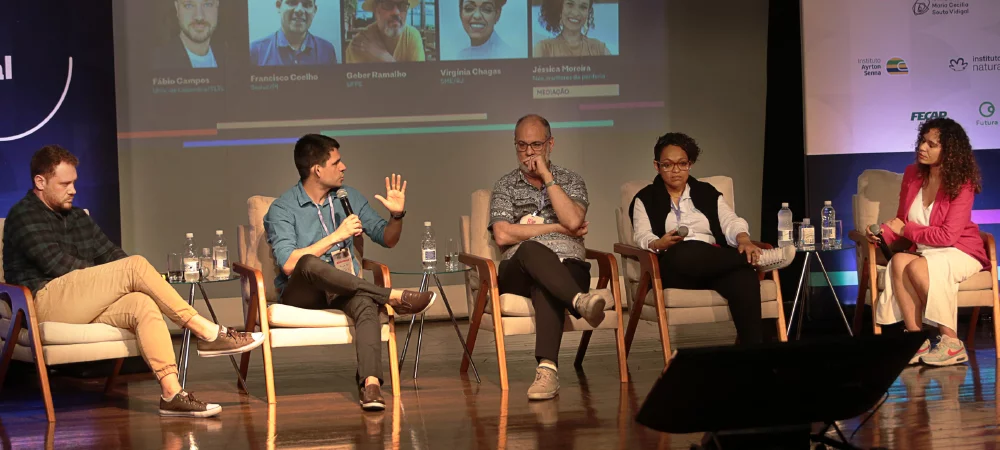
[628,175,728,246]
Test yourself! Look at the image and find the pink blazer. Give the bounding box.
[880,164,988,269]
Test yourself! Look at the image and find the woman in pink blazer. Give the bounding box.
[870,118,987,366]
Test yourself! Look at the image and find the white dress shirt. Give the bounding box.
[631,184,750,251]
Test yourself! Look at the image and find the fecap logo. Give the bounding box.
[887,57,909,75]
[911,111,947,121]
[982,102,996,118]
[950,57,968,71]
[0,55,10,80]
[913,0,930,15]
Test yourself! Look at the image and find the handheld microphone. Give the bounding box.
[336,189,354,216]
[868,224,894,260]
[676,226,689,238]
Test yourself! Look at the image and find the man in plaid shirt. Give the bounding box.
[2,145,266,418]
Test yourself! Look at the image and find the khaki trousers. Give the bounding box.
[33,256,199,380]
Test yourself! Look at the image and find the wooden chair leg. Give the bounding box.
[0,310,25,394]
[993,301,1000,360]
[573,331,592,369]
[488,286,508,391]
[104,358,125,394]
[387,319,400,395]
[624,272,650,356]
[614,294,629,383]
[22,307,55,422]
[966,307,980,348]
[238,296,261,392]
[772,269,788,342]
[461,286,488,373]
[853,267,869,335]
[871,288,882,335]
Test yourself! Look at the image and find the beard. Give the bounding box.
[181,21,214,43]
[379,17,403,38]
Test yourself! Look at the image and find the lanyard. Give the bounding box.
[670,198,682,224]
[315,194,345,250]
[536,187,549,214]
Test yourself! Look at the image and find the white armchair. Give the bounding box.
[613,177,788,365]
[234,196,400,404]
[458,189,628,390]
[0,217,140,422]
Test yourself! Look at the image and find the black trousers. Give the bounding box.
[280,255,392,386]
[656,240,763,345]
[497,240,591,365]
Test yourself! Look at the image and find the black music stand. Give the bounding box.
[636,332,926,449]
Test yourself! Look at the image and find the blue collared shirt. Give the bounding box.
[250,30,339,66]
[263,182,387,293]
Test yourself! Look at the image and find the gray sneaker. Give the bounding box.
[527,367,560,401]
[573,291,607,328]
[197,326,266,357]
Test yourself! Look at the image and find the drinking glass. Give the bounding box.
[833,220,843,249]
[167,253,183,282]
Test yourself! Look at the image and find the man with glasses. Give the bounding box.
[487,114,607,401]
[154,0,225,69]
[250,0,339,66]
[345,0,426,63]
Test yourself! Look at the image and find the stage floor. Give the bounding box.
[1,318,998,449]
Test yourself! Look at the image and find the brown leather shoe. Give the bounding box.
[359,384,386,411]
[159,390,222,417]
[388,290,436,315]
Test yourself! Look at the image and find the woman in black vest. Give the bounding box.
[628,133,795,344]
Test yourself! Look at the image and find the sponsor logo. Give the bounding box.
[978,102,998,127]
[971,55,1000,72]
[887,57,909,75]
[910,111,947,121]
[0,55,10,80]
[949,57,968,71]
[913,1,970,16]
[858,57,882,76]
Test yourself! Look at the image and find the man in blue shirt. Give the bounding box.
[264,134,434,411]
[250,0,339,66]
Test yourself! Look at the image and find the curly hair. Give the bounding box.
[654,132,700,163]
[915,117,982,199]
[538,0,595,35]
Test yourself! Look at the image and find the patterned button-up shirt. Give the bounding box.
[2,191,127,294]
[489,165,588,261]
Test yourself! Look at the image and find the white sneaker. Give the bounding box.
[755,245,795,272]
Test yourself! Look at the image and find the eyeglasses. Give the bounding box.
[655,160,691,172]
[462,2,497,15]
[378,0,411,12]
[515,137,551,153]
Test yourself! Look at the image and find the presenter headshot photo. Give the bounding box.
[345,0,432,63]
[440,0,527,61]
[249,0,341,66]
[532,0,618,58]
[153,0,225,69]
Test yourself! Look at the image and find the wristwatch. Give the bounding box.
[391,210,406,220]
[543,180,557,188]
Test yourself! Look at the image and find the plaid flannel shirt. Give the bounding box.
[2,191,127,294]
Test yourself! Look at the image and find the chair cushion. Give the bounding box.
[480,310,622,335]
[872,265,993,291]
[269,324,391,348]
[639,301,782,325]
[267,303,389,328]
[0,340,141,365]
[1,318,136,346]
[484,288,616,317]
[643,280,778,309]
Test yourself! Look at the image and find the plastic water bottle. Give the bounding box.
[821,201,836,250]
[199,248,213,280]
[799,218,816,251]
[421,221,437,272]
[213,229,230,280]
[183,233,200,282]
[777,203,793,248]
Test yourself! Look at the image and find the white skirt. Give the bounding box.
[876,247,983,332]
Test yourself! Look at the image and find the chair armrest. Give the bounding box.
[848,229,870,246]
[361,259,394,316]
[233,262,267,309]
[613,242,659,286]
[981,231,997,267]
[586,248,620,288]
[459,252,498,285]
[0,282,32,318]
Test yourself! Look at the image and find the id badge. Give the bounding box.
[519,214,545,225]
[333,247,356,276]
